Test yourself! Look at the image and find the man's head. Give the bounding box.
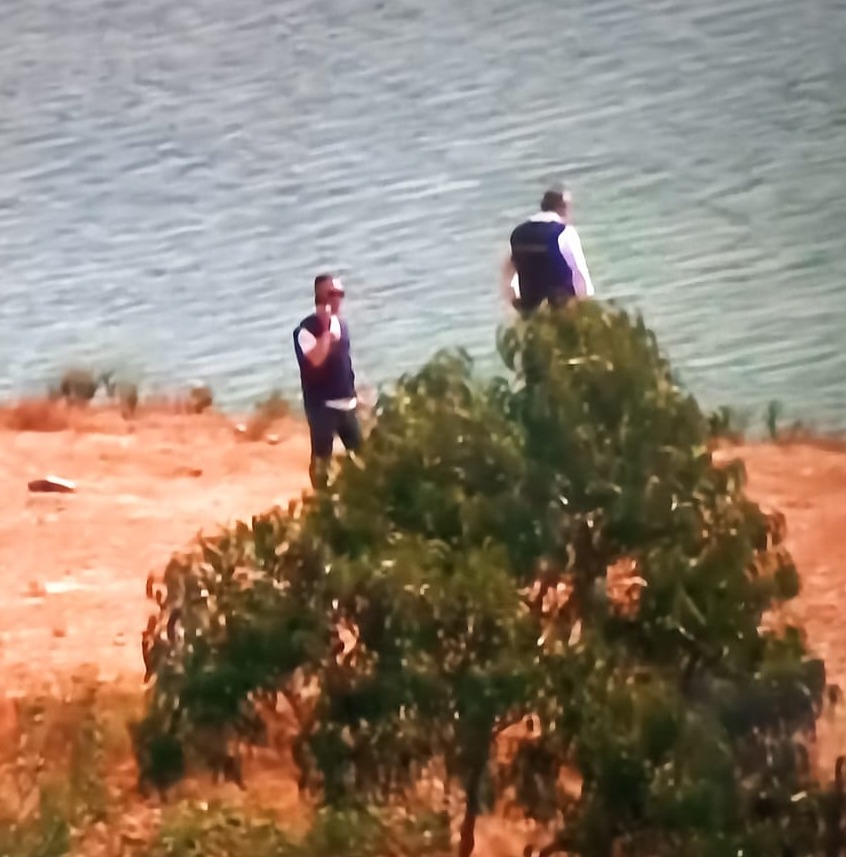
[540,184,572,219]
[314,272,345,317]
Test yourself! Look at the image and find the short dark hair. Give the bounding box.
[540,185,571,212]
[314,273,333,304]
[313,272,345,304]
[314,272,334,292]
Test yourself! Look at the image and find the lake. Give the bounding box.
[1,0,844,427]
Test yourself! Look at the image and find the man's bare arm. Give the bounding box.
[559,227,595,298]
[501,254,518,302]
[298,327,333,367]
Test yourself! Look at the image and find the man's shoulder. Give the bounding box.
[516,213,567,233]
[294,314,320,351]
[295,313,320,332]
[558,223,582,245]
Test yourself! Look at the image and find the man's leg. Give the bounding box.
[336,408,362,454]
[548,293,574,311]
[305,405,335,489]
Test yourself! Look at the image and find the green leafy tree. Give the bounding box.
[495,304,827,854]
[300,352,553,857]
[137,301,836,856]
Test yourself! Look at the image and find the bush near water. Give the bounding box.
[136,300,844,856]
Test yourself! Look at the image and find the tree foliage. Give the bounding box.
[136,301,840,856]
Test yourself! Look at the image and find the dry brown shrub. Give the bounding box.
[239,391,291,442]
[186,385,214,414]
[776,428,846,453]
[606,557,647,619]
[0,398,70,432]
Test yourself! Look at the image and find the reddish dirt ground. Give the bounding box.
[734,442,846,690]
[0,410,844,699]
[0,402,311,696]
[733,441,846,777]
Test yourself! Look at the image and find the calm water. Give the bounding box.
[1,0,845,426]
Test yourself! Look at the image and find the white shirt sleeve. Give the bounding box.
[501,251,520,301]
[297,327,317,354]
[558,226,595,298]
[297,317,341,355]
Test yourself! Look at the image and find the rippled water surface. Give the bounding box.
[1,0,845,424]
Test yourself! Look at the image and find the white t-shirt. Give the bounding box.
[507,211,595,301]
[297,316,357,411]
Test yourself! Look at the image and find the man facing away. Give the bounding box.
[293,273,362,488]
[502,184,596,313]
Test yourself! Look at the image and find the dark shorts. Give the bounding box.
[305,404,362,459]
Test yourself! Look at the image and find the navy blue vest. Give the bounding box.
[293,314,356,409]
[509,218,575,310]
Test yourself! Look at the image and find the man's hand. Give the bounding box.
[302,307,337,368]
[327,312,342,342]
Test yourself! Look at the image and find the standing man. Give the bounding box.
[502,184,596,313]
[293,273,362,489]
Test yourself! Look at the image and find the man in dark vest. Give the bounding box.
[502,185,595,313]
[293,273,362,488]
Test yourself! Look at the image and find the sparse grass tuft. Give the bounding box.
[186,385,214,415]
[707,404,750,445]
[141,803,450,857]
[0,682,140,857]
[239,390,292,441]
[766,399,784,440]
[0,682,450,857]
